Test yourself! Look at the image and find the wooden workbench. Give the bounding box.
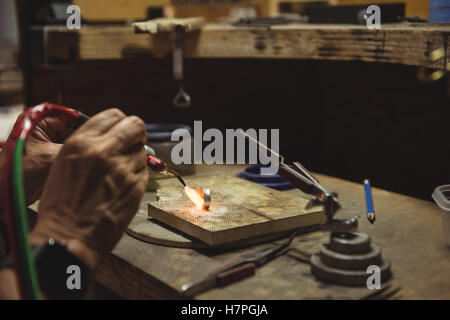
[32,23,450,68]
[93,165,450,299]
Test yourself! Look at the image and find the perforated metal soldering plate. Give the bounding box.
[148,174,324,245]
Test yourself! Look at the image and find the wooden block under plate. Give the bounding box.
[148,173,324,246]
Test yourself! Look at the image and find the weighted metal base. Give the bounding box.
[310,232,392,286]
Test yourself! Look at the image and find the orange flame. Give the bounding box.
[184,186,206,210]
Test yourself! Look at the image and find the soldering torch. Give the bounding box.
[70,110,186,187]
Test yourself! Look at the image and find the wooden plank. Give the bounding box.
[148,174,323,245]
[169,3,263,23]
[35,23,450,68]
[133,17,205,34]
[94,165,450,299]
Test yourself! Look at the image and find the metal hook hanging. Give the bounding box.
[173,83,191,108]
[172,25,191,108]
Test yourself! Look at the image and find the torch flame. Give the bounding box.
[184,186,206,210]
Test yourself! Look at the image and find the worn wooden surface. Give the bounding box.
[32,23,450,68]
[133,17,205,34]
[94,164,450,299]
[148,174,323,245]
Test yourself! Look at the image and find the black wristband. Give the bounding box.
[0,220,8,266]
[34,239,91,299]
[0,239,91,299]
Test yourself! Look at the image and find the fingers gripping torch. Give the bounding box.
[1,103,184,299]
[67,109,187,187]
[1,103,88,299]
[69,110,187,186]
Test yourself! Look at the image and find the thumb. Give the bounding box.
[32,116,75,143]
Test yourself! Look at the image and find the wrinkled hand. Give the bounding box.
[30,109,149,268]
[0,112,74,206]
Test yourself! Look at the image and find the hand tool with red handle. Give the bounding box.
[180,231,296,297]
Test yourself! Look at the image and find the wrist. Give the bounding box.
[65,238,101,270]
[32,239,92,299]
[30,220,101,270]
[0,154,3,219]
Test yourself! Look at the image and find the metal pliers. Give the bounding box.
[278,160,358,232]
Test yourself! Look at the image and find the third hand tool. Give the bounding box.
[240,131,358,233]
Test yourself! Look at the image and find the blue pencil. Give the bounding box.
[364,179,376,224]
